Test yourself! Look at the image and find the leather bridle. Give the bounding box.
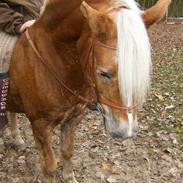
[25,29,136,112]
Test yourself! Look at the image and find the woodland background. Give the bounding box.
[138,0,183,17]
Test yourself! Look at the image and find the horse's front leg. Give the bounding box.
[60,110,84,183]
[32,119,57,183]
[7,112,25,151]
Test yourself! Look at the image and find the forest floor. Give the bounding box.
[0,23,183,183]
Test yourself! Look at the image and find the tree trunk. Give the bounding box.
[137,0,183,17]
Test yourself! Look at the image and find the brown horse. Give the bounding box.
[6,0,171,182]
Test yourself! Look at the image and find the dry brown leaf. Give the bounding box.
[154,92,164,101]
[101,162,109,171]
[181,121,183,129]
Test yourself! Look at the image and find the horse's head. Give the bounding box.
[78,0,169,140]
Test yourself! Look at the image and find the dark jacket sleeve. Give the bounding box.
[19,0,43,21]
[0,2,24,34]
[0,0,43,35]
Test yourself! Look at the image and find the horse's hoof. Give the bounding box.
[13,142,27,152]
[63,171,79,183]
[7,141,27,152]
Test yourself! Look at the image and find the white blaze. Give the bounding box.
[127,112,133,136]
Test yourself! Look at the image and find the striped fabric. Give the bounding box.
[0,31,18,73]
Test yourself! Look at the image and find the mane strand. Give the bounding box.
[116,0,151,107]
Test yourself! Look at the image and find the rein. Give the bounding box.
[25,29,136,112]
[25,29,91,104]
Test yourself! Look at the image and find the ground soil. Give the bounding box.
[0,23,183,183]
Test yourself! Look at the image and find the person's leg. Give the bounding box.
[0,72,9,130]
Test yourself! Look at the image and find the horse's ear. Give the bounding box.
[80,1,110,39]
[80,1,97,19]
[142,0,171,28]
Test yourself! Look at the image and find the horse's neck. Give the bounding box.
[76,32,98,102]
[38,0,83,40]
[28,25,89,101]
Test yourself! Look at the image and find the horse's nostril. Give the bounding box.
[133,124,139,135]
[103,112,139,140]
[111,132,121,139]
[133,128,138,134]
[108,125,138,140]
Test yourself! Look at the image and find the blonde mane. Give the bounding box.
[115,0,151,107]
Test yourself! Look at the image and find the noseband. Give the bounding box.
[25,29,136,112]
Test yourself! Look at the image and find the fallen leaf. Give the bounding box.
[107,175,118,183]
[101,162,109,171]
[154,92,164,101]
[165,105,175,110]
[181,121,183,129]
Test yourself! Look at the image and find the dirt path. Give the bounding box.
[0,23,183,183]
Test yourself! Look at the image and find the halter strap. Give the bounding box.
[99,95,136,112]
[94,39,117,50]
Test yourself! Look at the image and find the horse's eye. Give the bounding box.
[99,71,112,79]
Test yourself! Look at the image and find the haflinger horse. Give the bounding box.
[6,0,171,182]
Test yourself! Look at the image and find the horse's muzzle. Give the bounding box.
[104,115,139,141]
